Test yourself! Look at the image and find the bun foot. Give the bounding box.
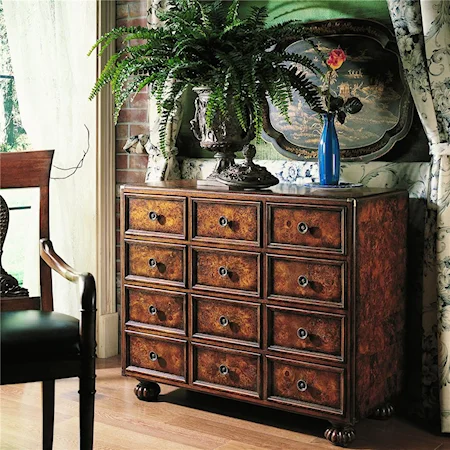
[134,381,161,402]
[371,402,394,420]
[324,423,356,447]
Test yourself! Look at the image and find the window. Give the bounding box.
[0,4,30,152]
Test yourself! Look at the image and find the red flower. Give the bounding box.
[327,48,346,70]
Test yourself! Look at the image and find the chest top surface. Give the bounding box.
[122,180,406,200]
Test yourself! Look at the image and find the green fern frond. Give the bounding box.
[89,0,324,159]
[158,81,186,157]
[248,6,268,29]
[281,52,324,77]
[225,0,239,26]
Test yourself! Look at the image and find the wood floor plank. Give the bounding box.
[166,415,327,449]
[94,409,228,449]
[53,417,205,450]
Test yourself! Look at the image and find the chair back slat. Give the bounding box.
[0,150,53,189]
[0,150,54,311]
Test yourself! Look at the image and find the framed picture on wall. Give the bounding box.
[262,19,414,162]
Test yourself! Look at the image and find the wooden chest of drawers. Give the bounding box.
[120,181,408,447]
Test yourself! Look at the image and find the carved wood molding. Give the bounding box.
[96,0,118,358]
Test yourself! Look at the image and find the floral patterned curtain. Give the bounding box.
[387,0,450,432]
[142,0,182,181]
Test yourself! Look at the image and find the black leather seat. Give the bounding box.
[1,310,80,359]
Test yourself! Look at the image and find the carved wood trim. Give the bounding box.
[96,0,118,358]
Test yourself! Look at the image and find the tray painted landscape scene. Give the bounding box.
[262,19,413,161]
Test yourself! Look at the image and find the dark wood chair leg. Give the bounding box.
[79,374,95,450]
[42,380,55,450]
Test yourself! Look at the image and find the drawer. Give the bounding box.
[192,198,260,245]
[193,344,261,397]
[192,295,260,347]
[267,356,344,414]
[125,287,186,335]
[267,306,345,361]
[267,203,345,253]
[126,195,186,238]
[192,247,260,296]
[267,255,345,307]
[126,241,186,287]
[127,333,187,382]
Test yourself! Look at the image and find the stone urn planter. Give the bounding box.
[190,87,254,181]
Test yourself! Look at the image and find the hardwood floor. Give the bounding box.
[0,356,446,449]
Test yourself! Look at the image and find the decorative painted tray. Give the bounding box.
[262,19,414,162]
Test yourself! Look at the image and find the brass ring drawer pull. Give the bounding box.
[298,275,309,287]
[148,305,157,315]
[297,327,308,339]
[297,379,308,392]
[297,222,309,234]
[148,211,159,221]
[218,216,229,227]
[219,316,229,327]
[218,266,229,277]
[148,258,158,268]
[219,364,229,375]
[149,351,158,362]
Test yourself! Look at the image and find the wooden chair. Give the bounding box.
[0,150,96,450]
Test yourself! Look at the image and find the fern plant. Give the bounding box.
[88,0,323,157]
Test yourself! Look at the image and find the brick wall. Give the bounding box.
[115,0,150,185]
[115,0,150,319]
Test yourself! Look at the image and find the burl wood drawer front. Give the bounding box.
[126,241,186,287]
[192,198,260,245]
[267,255,345,307]
[268,357,344,414]
[267,306,345,361]
[267,203,345,253]
[192,248,260,296]
[193,344,261,397]
[127,333,187,382]
[126,195,186,238]
[125,287,186,335]
[192,295,260,347]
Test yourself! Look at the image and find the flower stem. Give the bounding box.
[327,70,332,113]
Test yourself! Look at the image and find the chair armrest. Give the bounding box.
[40,238,97,375]
[40,239,96,313]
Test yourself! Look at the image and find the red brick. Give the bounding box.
[116,18,147,28]
[116,4,129,19]
[129,2,148,18]
[116,245,121,260]
[130,92,148,108]
[116,154,129,169]
[116,198,120,214]
[118,108,148,123]
[128,39,147,46]
[116,124,129,140]
[130,124,149,135]
[116,40,128,53]
[116,169,146,183]
[129,154,148,170]
[116,261,121,274]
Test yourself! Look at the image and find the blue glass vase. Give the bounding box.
[318,113,340,185]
